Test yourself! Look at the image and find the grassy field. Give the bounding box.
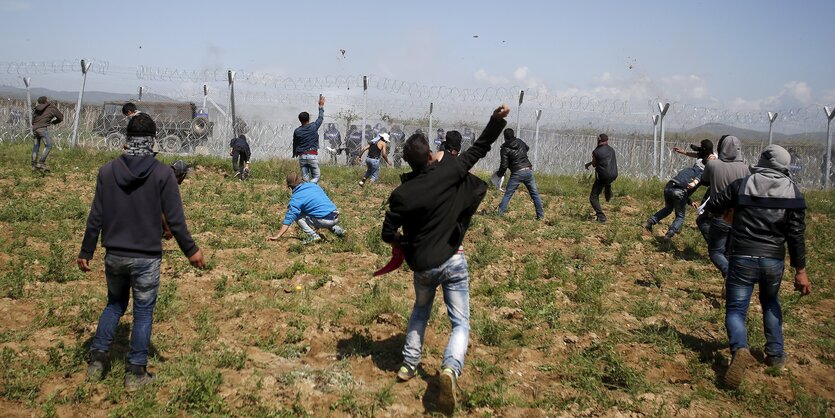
[0,142,833,417]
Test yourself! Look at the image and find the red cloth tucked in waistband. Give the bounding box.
[301,149,318,155]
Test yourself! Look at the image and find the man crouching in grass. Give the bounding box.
[381,104,509,414]
[77,116,205,391]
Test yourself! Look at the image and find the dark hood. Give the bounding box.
[34,103,50,114]
[113,155,159,190]
[718,135,743,162]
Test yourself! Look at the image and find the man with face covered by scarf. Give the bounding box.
[705,145,810,390]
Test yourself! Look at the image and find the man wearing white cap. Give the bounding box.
[358,132,392,186]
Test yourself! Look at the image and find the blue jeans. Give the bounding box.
[707,217,731,277]
[296,212,345,239]
[364,157,381,182]
[299,154,320,183]
[696,211,711,242]
[32,127,52,164]
[403,253,470,376]
[648,184,688,236]
[725,256,785,357]
[91,254,161,366]
[498,169,544,218]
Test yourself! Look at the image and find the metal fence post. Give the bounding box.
[651,115,659,178]
[825,106,835,189]
[23,77,32,128]
[534,109,542,166]
[361,75,368,145]
[138,86,144,101]
[516,90,524,134]
[70,59,92,147]
[767,112,778,145]
[657,102,670,178]
[228,70,236,136]
[428,102,433,140]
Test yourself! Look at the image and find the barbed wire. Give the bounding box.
[0,59,110,76]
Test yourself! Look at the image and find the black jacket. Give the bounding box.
[592,143,618,181]
[705,176,806,268]
[79,155,198,260]
[496,137,533,177]
[230,135,251,160]
[382,116,507,271]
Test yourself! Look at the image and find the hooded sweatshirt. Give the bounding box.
[705,145,806,267]
[382,116,506,271]
[79,155,198,259]
[31,103,64,130]
[701,135,750,200]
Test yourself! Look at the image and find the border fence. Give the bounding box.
[1,59,833,188]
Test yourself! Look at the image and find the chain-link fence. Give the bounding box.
[1,59,832,188]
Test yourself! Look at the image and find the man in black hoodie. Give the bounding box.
[495,128,544,219]
[585,134,618,223]
[30,96,64,171]
[77,114,205,391]
[381,104,509,415]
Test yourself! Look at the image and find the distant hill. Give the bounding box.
[686,123,827,143]
[0,86,173,105]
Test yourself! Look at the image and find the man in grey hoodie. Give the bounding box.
[30,96,64,171]
[704,145,809,389]
[699,135,750,278]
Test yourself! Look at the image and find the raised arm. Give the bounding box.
[458,104,510,172]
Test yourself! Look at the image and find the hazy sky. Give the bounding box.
[1,0,833,112]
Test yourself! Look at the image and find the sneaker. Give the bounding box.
[35,162,49,172]
[438,367,458,415]
[662,231,675,241]
[642,220,653,231]
[31,161,37,171]
[86,350,110,382]
[396,363,417,382]
[765,354,787,369]
[301,235,322,245]
[124,364,156,392]
[724,348,755,389]
[332,226,346,238]
[358,180,365,187]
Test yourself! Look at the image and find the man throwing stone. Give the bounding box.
[381,104,510,415]
[293,95,325,183]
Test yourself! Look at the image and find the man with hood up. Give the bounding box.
[30,96,64,171]
[704,145,810,389]
[495,128,544,219]
[77,113,205,391]
[699,135,750,279]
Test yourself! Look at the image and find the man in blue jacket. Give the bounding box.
[268,172,345,243]
[292,95,326,183]
[77,114,205,391]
